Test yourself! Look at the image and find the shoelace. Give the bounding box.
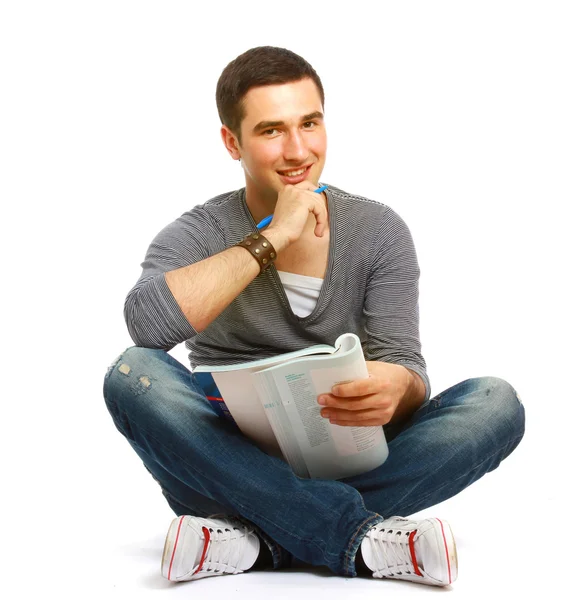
[366,526,423,578]
[193,523,248,576]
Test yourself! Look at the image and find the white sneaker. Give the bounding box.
[161,515,261,582]
[360,516,458,586]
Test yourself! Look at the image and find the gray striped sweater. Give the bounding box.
[124,184,430,402]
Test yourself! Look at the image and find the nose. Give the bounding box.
[283,129,308,162]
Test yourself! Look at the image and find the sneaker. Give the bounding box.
[161,515,261,582]
[360,516,458,586]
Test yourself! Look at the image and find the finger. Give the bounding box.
[322,407,379,420]
[320,394,385,412]
[325,409,390,425]
[318,392,361,406]
[331,378,383,398]
[326,407,392,425]
[310,195,328,236]
[330,419,389,427]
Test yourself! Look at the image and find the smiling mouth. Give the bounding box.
[277,165,312,177]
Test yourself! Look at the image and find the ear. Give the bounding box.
[220,125,241,160]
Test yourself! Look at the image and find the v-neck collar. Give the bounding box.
[239,186,336,323]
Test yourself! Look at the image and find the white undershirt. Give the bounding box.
[276,270,323,318]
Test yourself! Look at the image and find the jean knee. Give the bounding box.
[103,346,167,408]
[476,376,525,442]
[103,346,176,440]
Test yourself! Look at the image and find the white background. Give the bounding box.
[2,1,573,597]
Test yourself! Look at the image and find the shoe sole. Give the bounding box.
[161,515,189,581]
[433,518,458,584]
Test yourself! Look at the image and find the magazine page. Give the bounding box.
[252,333,389,479]
[251,374,310,477]
[192,342,336,459]
[200,369,283,458]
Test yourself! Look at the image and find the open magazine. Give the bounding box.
[193,333,389,480]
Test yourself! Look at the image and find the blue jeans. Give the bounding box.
[103,346,525,577]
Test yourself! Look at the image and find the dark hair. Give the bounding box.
[216,46,325,146]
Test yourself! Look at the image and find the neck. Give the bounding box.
[244,183,279,225]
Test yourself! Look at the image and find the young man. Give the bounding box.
[103,46,525,586]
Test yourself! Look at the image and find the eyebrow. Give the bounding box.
[252,111,324,134]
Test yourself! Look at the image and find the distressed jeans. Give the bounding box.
[103,346,525,577]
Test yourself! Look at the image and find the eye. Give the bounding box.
[263,128,279,136]
[303,121,316,129]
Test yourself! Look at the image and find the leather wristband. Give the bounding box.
[236,232,277,274]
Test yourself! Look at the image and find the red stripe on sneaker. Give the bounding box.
[437,519,452,584]
[408,530,423,576]
[192,527,211,576]
[168,516,186,581]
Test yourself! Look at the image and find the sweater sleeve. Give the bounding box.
[363,207,431,402]
[124,208,224,350]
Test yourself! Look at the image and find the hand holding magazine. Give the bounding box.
[193,333,389,480]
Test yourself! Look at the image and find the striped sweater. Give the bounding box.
[124,184,430,402]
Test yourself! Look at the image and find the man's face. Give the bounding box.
[232,77,327,201]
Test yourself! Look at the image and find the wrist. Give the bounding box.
[397,368,426,420]
[262,227,290,253]
[404,368,426,404]
[236,232,278,274]
[387,366,426,427]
